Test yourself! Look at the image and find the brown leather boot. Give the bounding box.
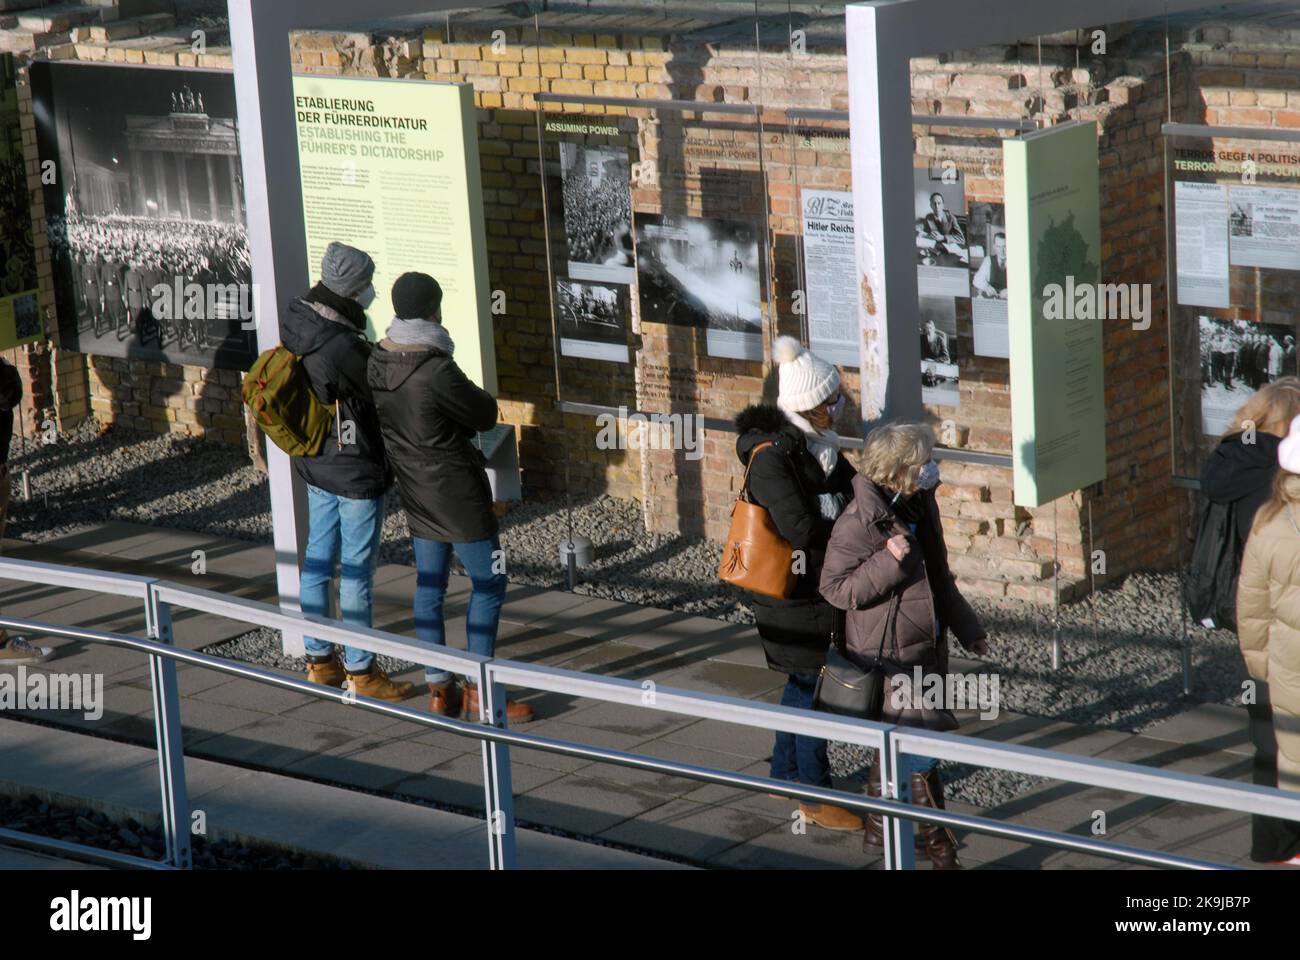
[306,652,345,689]
[463,683,535,723]
[864,764,926,850]
[911,768,961,870]
[428,679,464,717]
[800,802,864,832]
[345,664,416,703]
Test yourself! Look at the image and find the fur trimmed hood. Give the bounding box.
[735,403,804,465]
[735,403,790,436]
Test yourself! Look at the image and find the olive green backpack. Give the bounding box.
[242,345,335,457]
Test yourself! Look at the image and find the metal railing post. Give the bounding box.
[145,584,192,870]
[477,663,517,870]
[883,733,916,870]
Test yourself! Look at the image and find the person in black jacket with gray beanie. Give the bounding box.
[280,241,412,704]
[734,336,859,833]
[368,272,533,723]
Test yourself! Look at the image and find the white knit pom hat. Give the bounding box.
[773,335,840,414]
[1279,414,1300,474]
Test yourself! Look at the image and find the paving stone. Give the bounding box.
[706,815,873,869]
[661,716,779,759]
[284,736,469,789]
[1140,703,1254,757]
[513,773,675,835]
[188,674,320,716]
[648,659,787,700]
[190,715,361,769]
[596,796,786,862]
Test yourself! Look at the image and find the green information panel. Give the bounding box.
[292,75,495,391]
[1004,121,1106,507]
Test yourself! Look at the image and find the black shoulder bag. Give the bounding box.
[813,591,900,720]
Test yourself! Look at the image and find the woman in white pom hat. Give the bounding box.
[1237,411,1300,866]
[734,335,860,833]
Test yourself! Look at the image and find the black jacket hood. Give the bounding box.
[280,284,367,357]
[735,404,805,464]
[368,343,450,393]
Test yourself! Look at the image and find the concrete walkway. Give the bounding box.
[0,521,1280,869]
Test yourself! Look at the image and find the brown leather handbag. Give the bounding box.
[718,442,797,599]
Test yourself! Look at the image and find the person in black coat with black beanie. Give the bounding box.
[368,272,533,724]
[734,336,859,833]
[1201,376,1300,863]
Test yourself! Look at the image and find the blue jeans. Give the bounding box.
[771,673,831,788]
[414,535,507,684]
[300,485,385,672]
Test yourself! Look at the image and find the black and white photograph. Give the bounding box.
[914,167,970,298]
[968,201,1010,358]
[921,360,961,408]
[635,213,763,361]
[919,296,959,406]
[1199,313,1297,435]
[559,142,635,285]
[968,201,1008,299]
[1230,200,1254,238]
[556,278,629,363]
[919,295,958,365]
[32,62,255,370]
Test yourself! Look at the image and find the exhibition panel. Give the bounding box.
[1166,130,1300,481]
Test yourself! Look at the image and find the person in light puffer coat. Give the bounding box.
[1236,412,1300,867]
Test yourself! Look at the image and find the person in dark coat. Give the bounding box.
[0,358,53,667]
[820,422,988,869]
[734,335,860,833]
[1201,377,1300,863]
[280,241,411,705]
[100,253,126,336]
[79,255,102,331]
[367,272,533,723]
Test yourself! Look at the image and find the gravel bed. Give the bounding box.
[8,423,1250,809]
[0,792,350,869]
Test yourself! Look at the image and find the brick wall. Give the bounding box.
[4,4,1276,601]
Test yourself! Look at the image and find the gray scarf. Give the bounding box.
[387,316,455,355]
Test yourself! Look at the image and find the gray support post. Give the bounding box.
[145,585,192,870]
[882,733,916,870]
[846,3,925,428]
[477,663,517,869]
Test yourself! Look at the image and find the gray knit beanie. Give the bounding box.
[319,241,375,299]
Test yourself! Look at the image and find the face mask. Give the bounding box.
[917,460,941,491]
[356,284,377,309]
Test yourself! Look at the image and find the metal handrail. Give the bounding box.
[2,556,1298,871]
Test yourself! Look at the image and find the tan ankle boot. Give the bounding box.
[463,683,535,723]
[800,802,864,832]
[345,664,416,703]
[428,679,464,717]
[306,653,345,689]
